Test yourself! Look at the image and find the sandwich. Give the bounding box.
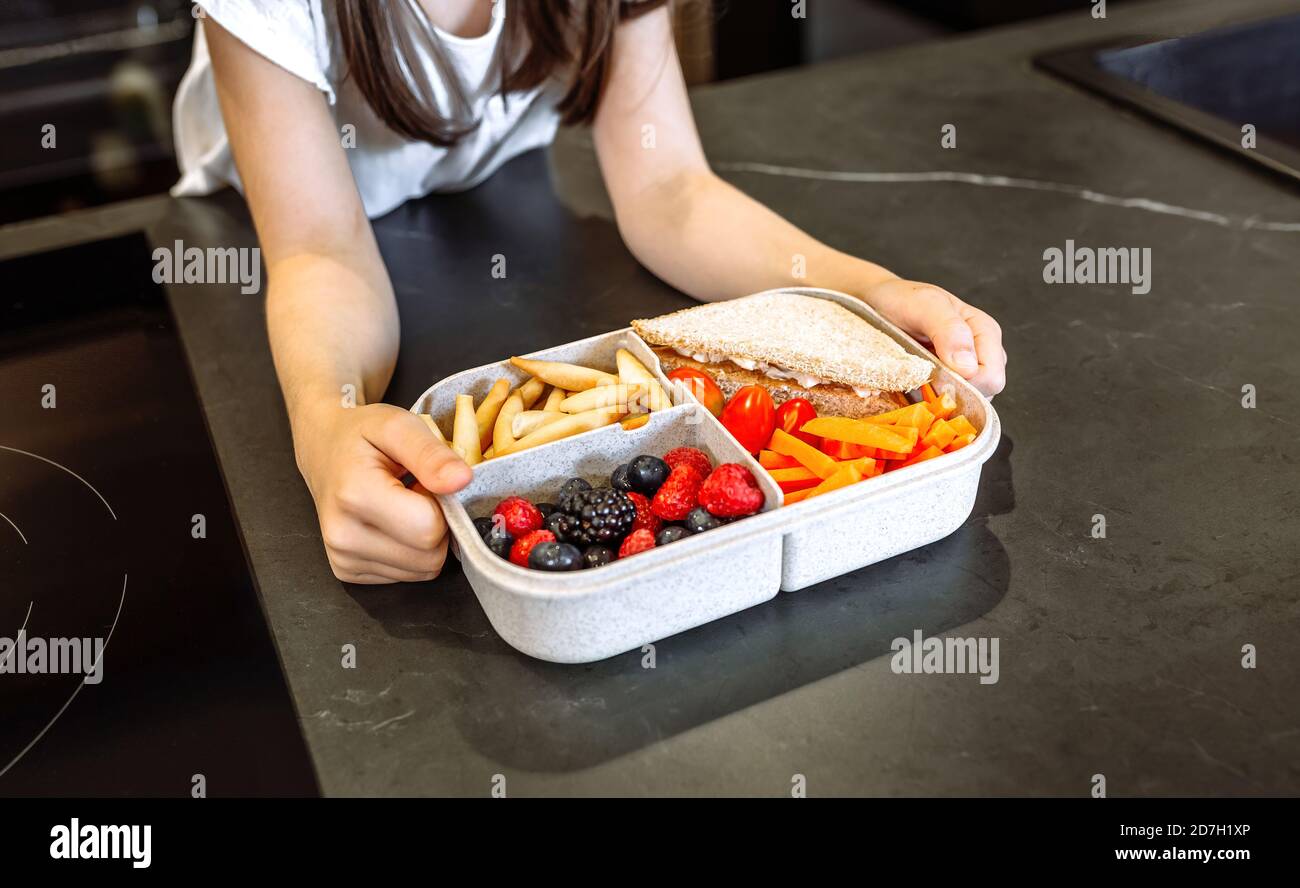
[631,292,933,418]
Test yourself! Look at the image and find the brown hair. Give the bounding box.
[335,0,669,147]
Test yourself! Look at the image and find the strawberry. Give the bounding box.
[493,496,543,538]
[650,464,703,522]
[698,463,765,518]
[663,446,713,479]
[618,528,657,558]
[625,490,662,535]
[509,529,555,567]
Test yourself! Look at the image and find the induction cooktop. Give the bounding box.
[1035,13,1300,183]
[0,233,318,797]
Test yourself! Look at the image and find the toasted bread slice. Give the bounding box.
[632,292,932,395]
[656,349,907,419]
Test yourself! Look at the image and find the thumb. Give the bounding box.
[898,287,979,377]
[363,407,472,495]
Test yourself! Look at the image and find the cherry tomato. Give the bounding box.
[775,398,820,448]
[666,367,725,417]
[720,385,776,454]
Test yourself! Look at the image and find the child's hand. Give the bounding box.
[859,278,1006,397]
[294,403,473,584]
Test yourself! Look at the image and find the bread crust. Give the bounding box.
[657,350,907,419]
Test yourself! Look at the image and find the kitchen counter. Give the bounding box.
[3,0,1297,795]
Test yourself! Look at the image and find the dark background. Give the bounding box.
[0,0,1161,225]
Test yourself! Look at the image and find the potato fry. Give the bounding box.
[512,409,565,438]
[615,348,671,411]
[418,413,447,441]
[558,383,641,414]
[620,413,650,431]
[496,407,625,456]
[509,356,617,392]
[493,391,524,455]
[474,378,510,450]
[482,445,495,459]
[515,376,546,410]
[542,386,565,412]
[451,394,482,466]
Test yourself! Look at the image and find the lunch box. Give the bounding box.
[411,288,1000,663]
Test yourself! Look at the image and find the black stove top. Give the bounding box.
[0,233,317,796]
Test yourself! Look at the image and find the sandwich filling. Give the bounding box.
[670,348,880,398]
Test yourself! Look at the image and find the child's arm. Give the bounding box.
[592,9,1005,397]
[205,18,470,583]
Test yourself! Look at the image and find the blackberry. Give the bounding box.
[627,455,670,494]
[656,525,688,546]
[582,545,616,569]
[558,487,636,546]
[537,502,558,518]
[610,463,634,492]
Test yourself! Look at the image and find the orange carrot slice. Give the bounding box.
[890,445,944,470]
[921,418,956,450]
[767,466,819,483]
[948,414,978,437]
[929,392,958,420]
[805,463,864,499]
[759,449,801,470]
[865,402,932,429]
[778,477,821,493]
[769,428,840,479]
[920,383,938,403]
[801,417,917,452]
[783,487,816,505]
[946,433,976,452]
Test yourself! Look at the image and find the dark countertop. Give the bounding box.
[4,0,1298,795]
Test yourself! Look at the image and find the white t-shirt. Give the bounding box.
[171,0,562,218]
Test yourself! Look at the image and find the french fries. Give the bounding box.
[451,394,482,465]
[509,356,617,392]
[473,378,511,449]
[493,391,525,455]
[512,409,565,438]
[495,407,625,457]
[615,348,671,412]
[558,383,641,414]
[542,386,566,412]
[515,376,546,410]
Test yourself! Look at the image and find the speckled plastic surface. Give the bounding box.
[411,291,1000,662]
[411,329,785,663]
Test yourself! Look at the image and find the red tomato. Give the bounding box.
[775,398,820,448]
[720,385,777,454]
[666,368,725,417]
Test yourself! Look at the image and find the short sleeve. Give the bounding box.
[196,0,335,104]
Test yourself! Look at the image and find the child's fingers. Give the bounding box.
[961,306,1006,396]
[363,407,473,494]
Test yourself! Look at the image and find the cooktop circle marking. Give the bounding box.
[0,510,25,545]
[0,575,127,781]
[0,601,33,671]
[0,445,117,521]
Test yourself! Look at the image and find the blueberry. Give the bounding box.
[582,545,616,569]
[558,477,592,508]
[473,516,494,539]
[537,502,558,518]
[528,541,584,571]
[627,455,670,494]
[655,526,688,546]
[484,524,513,559]
[544,511,569,540]
[610,463,634,492]
[684,507,722,534]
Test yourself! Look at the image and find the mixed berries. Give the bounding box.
[472,446,766,571]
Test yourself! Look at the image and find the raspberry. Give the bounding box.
[625,491,662,535]
[493,496,543,538]
[698,463,765,517]
[509,529,555,567]
[650,464,703,522]
[618,528,657,558]
[663,446,712,479]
